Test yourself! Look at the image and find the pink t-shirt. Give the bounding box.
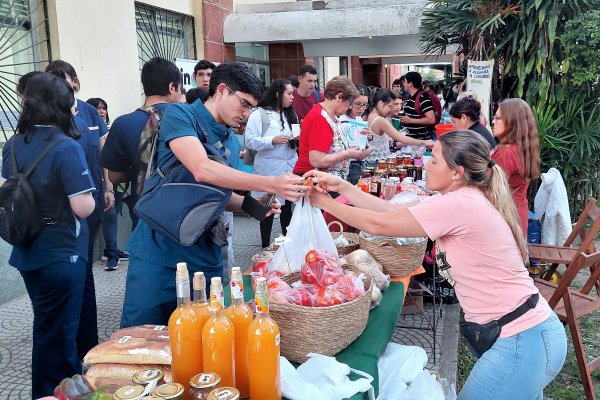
[409,187,550,337]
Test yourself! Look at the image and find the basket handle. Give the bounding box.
[327,220,345,234]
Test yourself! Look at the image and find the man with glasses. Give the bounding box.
[119,62,309,327]
[292,65,325,121]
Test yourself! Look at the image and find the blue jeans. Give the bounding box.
[459,312,567,400]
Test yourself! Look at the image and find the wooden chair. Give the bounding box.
[535,250,600,400]
[529,198,600,291]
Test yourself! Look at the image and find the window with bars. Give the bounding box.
[0,0,50,142]
[235,43,270,88]
[135,2,195,69]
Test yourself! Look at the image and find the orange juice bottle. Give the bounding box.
[192,272,211,332]
[225,267,253,398]
[168,262,203,388]
[202,277,236,387]
[247,277,281,400]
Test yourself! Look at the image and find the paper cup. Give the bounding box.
[291,124,301,138]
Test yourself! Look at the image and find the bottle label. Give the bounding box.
[231,280,244,300]
[210,290,224,310]
[255,292,269,313]
[275,333,280,347]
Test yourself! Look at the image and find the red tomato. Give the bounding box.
[301,262,319,285]
[290,288,313,306]
[320,271,342,287]
[305,249,322,265]
[313,286,345,307]
[252,260,269,274]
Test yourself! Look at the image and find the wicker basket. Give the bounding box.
[358,232,426,278]
[328,221,360,256]
[270,265,373,363]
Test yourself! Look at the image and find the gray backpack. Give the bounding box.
[242,108,270,166]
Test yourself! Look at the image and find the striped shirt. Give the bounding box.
[402,90,434,141]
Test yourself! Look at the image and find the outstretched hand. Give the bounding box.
[302,170,349,195]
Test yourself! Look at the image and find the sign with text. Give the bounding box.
[467,60,494,129]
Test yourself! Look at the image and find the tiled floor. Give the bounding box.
[0,215,458,399]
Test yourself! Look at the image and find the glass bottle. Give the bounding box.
[202,277,236,388]
[168,263,203,389]
[247,277,281,400]
[225,267,253,398]
[192,272,212,340]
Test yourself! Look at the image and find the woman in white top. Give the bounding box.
[366,89,434,164]
[245,79,299,247]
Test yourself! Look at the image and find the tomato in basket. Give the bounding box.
[252,259,270,274]
[290,288,313,306]
[305,249,321,265]
[314,286,345,307]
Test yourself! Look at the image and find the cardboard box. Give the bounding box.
[402,288,424,315]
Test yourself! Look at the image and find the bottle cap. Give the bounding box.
[255,276,267,294]
[113,385,145,399]
[152,383,185,399]
[207,387,240,400]
[193,272,206,290]
[175,263,188,280]
[190,372,221,389]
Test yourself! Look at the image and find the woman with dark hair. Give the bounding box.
[245,79,298,247]
[303,130,565,400]
[0,72,96,398]
[293,76,369,180]
[366,89,434,164]
[492,98,541,238]
[46,59,107,361]
[86,97,110,126]
[340,84,372,184]
[449,97,496,150]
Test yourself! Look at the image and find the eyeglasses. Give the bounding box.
[226,85,254,110]
[353,102,368,108]
[345,98,353,107]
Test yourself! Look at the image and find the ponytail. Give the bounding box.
[439,130,528,261]
[484,164,528,260]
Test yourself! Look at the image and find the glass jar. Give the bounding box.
[357,176,371,193]
[113,385,145,400]
[406,165,415,179]
[402,155,412,166]
[153,383,185,400]
[398,168,408,181]
[189,373,221,400]
[382,177,399,200]
[414,165,423,181]
[133,369,164,387]
[376,160,387,170]
[370,170,384,197]
[207,387,240,400]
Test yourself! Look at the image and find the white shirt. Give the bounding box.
[245,108,298,202]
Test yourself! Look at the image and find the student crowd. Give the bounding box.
[2,58,567,400]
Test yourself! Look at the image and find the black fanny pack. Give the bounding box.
[460,293,539,358]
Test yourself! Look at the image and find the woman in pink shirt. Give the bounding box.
[304,130,566,399]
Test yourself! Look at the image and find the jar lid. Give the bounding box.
[153,383,185,399]
[207,387,240,400]
[190,372,221,389]
[113,385,145,399]
[139,397,163,400]
[133,368,164,385]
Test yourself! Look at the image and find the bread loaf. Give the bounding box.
[83,336,171,365]
[85,363,172,386]
[110,325,169,341]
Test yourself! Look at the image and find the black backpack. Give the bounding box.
[0,137,68,248]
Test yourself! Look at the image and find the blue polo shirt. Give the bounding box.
[76,99,108,138]
[101,103,171,198]
[2,127,95,271]
[125,100,239,274]
[74,115,102,223]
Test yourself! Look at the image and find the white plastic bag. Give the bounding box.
[377,343,428,399]
[396,370,444,400]
[281,354,375,400]
[270,197,338,274]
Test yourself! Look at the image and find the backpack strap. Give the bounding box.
[187,104,231,161]
[414,89,425,117]
[138,106,164,180]
[12,136,70,224]
[313,89,321,103]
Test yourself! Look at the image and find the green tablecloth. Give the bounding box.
[224,276,405,399]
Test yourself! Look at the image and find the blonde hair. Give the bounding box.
[439,130,528,260]
[497,98,540,182]
[324,76,360,101]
